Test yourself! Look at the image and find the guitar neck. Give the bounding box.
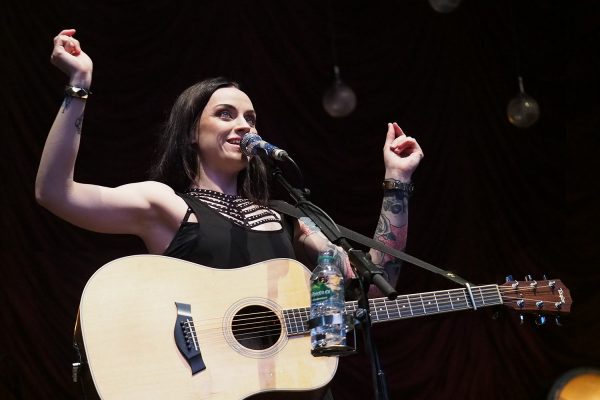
[284,284,503,335]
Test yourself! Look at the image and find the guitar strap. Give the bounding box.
[269,199,472,286]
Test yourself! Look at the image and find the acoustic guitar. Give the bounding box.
[74,255,571,399]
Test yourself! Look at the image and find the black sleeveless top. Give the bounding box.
[163,193,296,268]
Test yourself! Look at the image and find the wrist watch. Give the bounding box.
[382,179,414,195]
[64,85,92,99]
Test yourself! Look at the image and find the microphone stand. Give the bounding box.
[269,161,393,400]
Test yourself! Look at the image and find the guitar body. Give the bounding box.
[76,255,572,399]
[77,255,338,400]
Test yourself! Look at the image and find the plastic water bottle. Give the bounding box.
[310,249,346,355]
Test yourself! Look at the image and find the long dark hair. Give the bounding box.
[149,77,271,204]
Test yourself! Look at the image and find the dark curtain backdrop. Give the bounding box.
[2,0,599,399]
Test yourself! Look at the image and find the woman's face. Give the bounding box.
[195,87,257,174]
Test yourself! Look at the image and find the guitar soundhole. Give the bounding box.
[232,305,281,350]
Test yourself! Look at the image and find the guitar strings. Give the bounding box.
[171,284,561,345]
[180,283,559,333]
[187,284,556,334]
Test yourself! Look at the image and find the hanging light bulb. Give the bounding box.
[323,65,357,118]
[507,76,540,128]
[428,0,462,13]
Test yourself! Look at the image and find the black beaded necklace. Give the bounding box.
[185,188,281,229]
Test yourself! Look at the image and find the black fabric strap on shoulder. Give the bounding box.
[269,199,472,286]
[181,207,193,223]
[177,193,207,221]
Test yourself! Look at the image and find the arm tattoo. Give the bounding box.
[298,217,355,278]
[61,97,84,134]
[61,96,73,112]
[298,217,321,237]
[382,189,408,215]
[372,189,409,266]
[75,112,84,134]
[375,215,407,255]
[366,189,410,290]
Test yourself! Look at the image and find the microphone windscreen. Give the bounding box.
[240,133,262,157]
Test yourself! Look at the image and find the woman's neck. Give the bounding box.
[194,166,238,196]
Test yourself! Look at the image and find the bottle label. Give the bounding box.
[311,275,342,302]
[311,280,332,303]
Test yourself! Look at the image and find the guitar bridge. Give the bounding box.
[174,302,206,375]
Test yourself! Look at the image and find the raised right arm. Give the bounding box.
[35,29,181,244]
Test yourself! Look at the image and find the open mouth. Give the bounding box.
[226,138,241,146]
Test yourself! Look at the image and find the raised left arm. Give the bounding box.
[368,122,424,288]
[293,122,423,294]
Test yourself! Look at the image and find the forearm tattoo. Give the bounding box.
[375,214,406,247]
[372,189,409,268]
[62,96,73,112]
[298,217,355,278]
[374,215,407,252]
[75,112,84,134]
[61,97,84,134]
[382,189,408,215]
[298,217,320,237]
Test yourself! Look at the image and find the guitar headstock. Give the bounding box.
[499,276,572,316]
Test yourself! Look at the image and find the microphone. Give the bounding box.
[240,133,289,161]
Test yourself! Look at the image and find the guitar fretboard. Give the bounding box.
[283,284,502,335]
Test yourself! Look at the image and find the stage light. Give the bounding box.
[322,0,356,118]
[507,76,540,128]
[323,66,357,118]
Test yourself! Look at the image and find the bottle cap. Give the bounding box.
[317,255,335,264]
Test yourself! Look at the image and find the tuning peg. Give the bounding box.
[519,314,525,325]
[536,301,544,309]
[505,275,514,282]
[535,315,546,326]
[543,274,548,280]
[530,280,538,290]
[525,274,532,281]
[555,316,562,326]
